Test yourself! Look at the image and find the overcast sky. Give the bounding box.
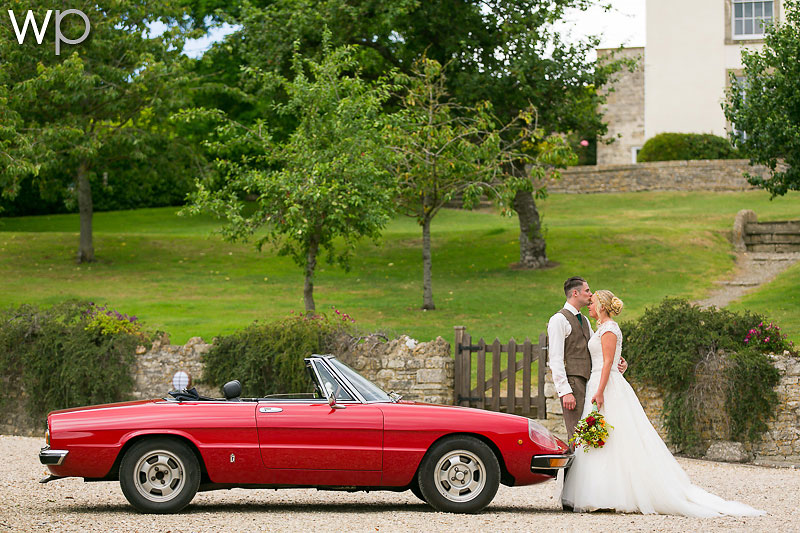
[181,1,647,58]
[558,0,645,49]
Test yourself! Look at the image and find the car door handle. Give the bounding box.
[259,407,283,413]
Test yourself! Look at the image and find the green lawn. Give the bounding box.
[0,190,797,345]
[727,261,800,348]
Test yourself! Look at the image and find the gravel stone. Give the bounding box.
[3,436,798,532]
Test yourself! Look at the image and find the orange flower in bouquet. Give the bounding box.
[570,402,613,452]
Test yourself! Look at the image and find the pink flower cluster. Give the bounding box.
[744,321,795,352]
[288,306,356,323]
[331,305,356,323]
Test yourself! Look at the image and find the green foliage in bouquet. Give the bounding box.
[621,298,788,454]
[570,402,613,452]
[202,310,355,397]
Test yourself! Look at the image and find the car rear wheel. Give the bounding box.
[119,437,200,513]
[418,436,500,513]
[409,478,427,503]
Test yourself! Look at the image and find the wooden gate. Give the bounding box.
[453,326,547,418]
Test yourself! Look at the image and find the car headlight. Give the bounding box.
[528,419,558,449]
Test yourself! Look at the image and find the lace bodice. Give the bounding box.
[587,320,623,373]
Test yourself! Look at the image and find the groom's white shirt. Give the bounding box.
[547,301,594,398]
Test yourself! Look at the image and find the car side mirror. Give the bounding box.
[328,395,345,410]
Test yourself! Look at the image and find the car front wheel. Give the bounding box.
[119,437,200,513]
[418,436,500,513]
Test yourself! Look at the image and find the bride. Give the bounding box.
[560,290,765,517]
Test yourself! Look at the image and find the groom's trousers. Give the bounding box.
[562,375,587,448]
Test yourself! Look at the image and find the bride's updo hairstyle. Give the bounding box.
[594,290,624,316]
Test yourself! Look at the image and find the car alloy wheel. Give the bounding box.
[133,449,187,502]
[433,449,487,502]
[418,436,500,513]
[120,437,200,513]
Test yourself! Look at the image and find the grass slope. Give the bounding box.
[1,191,797,344]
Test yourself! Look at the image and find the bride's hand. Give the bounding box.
[591,393,604,410]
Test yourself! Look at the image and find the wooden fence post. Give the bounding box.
[538,333,548,419]
[454,326,466,406]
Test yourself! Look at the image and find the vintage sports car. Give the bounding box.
[40,354,573,514]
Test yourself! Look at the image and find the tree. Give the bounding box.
[184,0,629,267]
[0,88,36,200]
[178,40,397,312]
[724,0,800,197]
[0,0,197,261]
[390,59,574,309]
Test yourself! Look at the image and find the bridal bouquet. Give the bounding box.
[570,402,613,452]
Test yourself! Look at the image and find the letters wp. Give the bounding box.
[7,9,91,55]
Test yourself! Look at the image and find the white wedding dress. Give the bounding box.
[560,320,765,517]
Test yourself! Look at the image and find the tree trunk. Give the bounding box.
[76,161,94,263]
[304,235,319,313]
[513,188,548,269]
[421,216,435,310]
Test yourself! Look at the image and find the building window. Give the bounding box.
[732,75,748,141]
[733,1,774,38]
[631,146,642,164]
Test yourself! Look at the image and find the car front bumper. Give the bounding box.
[531,453,574,472]
[39,447,69,466]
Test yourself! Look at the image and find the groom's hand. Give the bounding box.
[561,393,576,410]
[618,357,628,374]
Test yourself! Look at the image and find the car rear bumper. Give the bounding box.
[39,447,69,466]
[531,453,574,471]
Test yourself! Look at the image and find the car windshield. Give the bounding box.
[329,358,393,402]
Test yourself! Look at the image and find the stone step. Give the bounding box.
[745,221,800,234]
[745,233,800,244]
[747,243,800,253]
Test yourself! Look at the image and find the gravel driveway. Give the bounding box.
[2,435,797,532]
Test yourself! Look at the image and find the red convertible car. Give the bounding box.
[40,354,572,514]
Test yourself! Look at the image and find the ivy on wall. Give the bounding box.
[621,298,792,454]
[0,301,152,424]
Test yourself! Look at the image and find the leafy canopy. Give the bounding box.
[724,0,800,196]
[179,36,398,307]
[0,0,200,216]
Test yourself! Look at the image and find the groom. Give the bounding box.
[547,276,626,447]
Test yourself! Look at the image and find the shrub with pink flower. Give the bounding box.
[744,321,796,355]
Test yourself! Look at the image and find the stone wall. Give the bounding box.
[132,336,217,399]
[337,335,454,405]
[732,209,800,254]
[544,159,769,194]
[596,47,645,166]
[136,334,454,405]
[1,334,454,437]
[541,353,800,465]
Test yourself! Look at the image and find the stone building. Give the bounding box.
[597,0,786,165]
[596,47,644,165]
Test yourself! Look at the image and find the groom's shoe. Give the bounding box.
[561,501,574,512]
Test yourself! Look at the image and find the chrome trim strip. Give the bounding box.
[530,453,574,470]
[39,447,69,466]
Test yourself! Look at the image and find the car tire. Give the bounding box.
[417,436,500,513]
[119,437,200,513]
[409,478,427,503]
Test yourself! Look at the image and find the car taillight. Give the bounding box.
[528,419,558,449]
[45,428,50,446]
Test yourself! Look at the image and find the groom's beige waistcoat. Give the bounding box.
[558,309,591,379]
